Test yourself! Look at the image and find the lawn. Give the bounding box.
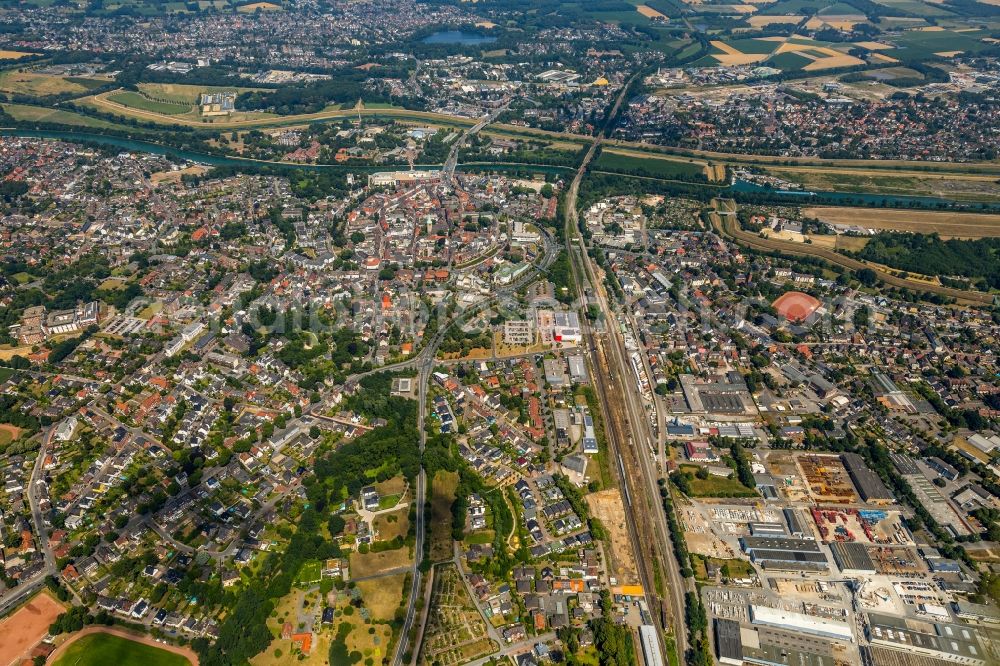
[296,559,322,585]
[0,70,103,96]
[2,102,123,130]
[678,465,758,498]
[53,633,190,666]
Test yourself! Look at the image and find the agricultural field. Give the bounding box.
[594,149,705,180]
[699,34,866,71]
[429,470,459,561]
[0,69,107,96]
[802,207,1000,239]
[51,630,193,666]
[237,0,282,10]
[419,564,496,666]
[886,26,993,59]
[0,50,39,60]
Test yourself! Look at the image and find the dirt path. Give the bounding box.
[45,626,199,666]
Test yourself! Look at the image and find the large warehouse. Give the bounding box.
[841,452,895,504]
[741,536,830,572]
[750,605,853,643]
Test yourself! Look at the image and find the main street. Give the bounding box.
[390,110,558,664]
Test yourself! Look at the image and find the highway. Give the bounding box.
[562,71,690,662]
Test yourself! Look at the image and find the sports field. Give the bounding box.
[51,629,194,666]
[0,591,65,666]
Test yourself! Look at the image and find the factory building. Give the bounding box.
[741,536,829,572]
[841,452,895,504]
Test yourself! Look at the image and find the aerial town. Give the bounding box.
[0,1,999,666]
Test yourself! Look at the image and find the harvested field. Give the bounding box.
[0,50,38,59]
[0,591,66,666]
[636,4,668,19]
[803,54,865,70]
[585,489,639,585]
[237,1,281,9]
[747,14,804,25]
[802,206,1000,239]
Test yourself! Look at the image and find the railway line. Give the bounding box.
[562,70,689,664]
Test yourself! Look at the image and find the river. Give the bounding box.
[2,129,996,211]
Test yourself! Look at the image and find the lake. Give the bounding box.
[421,30,497,45]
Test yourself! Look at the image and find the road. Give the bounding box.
[390,133,559,664]
[562,70,690,661]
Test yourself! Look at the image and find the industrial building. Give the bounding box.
[741,536,829,572]
[750,605,853,643]
[866,613,987,665]
[714,618,743,665]
[830,541,877,575]
[783,507,807,538]
[841,452,895,504]
[953,601,1000,624]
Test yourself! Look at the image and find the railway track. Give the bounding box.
[561,71,688,662]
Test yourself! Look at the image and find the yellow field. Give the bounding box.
[0,51,39,60]
[802,207,1000,239]
[237,1,281,10]
[636,4,668,19]
[802,54,866,70]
